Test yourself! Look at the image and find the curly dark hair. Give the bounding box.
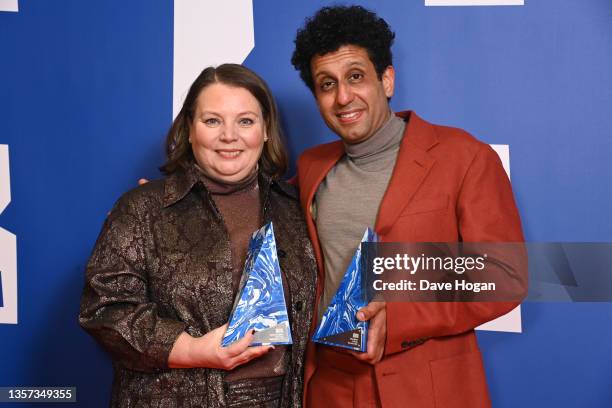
[291,5,395,92]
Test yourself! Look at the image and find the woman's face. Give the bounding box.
[190,83,266,183]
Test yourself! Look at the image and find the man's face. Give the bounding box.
[310,45,395,144]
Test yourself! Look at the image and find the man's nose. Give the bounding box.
[335,82,354,106]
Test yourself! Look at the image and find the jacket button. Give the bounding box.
[295,301,303,311]
[278,249,287,258]
[401,341,409,349]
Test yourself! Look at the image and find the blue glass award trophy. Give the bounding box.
[312,228,378,352]
[222,222,292,347]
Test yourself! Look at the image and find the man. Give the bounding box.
[291,5,525,407]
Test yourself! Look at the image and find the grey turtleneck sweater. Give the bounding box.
[314,114,406,316]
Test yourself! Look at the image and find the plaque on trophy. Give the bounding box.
[312,228,378,352]
[222,222,292,347]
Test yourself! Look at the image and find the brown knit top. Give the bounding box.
[198,167,290,382]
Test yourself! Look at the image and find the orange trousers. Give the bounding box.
[306,346,382,408]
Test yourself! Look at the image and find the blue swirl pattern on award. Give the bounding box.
[222,222,292,346]
[312,228,378,352]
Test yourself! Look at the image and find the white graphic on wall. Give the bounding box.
[0,145,17,324]
[476,144,522,333]
[425,0,523,6]
[173,0,254,117]
[491,144,510,176]
[0,0,18,12]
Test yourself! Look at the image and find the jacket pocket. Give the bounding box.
[399,195,449,217]
[429,351,490,408]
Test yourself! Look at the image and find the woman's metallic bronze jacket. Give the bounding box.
[79,166,317,407]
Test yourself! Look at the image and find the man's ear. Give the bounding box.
[382,65,395,98]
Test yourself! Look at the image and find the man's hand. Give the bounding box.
[350,301,387,365]
[138,178,149,185]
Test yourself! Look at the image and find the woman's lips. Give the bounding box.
[216,150,242,158]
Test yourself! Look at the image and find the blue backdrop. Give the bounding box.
[1,1,611,406]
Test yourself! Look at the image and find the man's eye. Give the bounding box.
[239,118,254,126]
[320,81,335,91]
[349,73,363,81]
[204,118,220,126]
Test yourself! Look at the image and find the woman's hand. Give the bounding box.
[168,324,272,370]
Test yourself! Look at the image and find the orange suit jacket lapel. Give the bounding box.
[375,111,439,237]
[298,141,344,283]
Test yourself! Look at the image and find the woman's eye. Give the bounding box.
[239,118,254,126]
[204,118,220,126]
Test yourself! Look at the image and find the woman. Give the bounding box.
[79,64,317,407]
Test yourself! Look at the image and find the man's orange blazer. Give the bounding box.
[296,111,526,407]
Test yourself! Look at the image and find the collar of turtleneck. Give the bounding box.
[197,164,259,195]
[343,113,405,168]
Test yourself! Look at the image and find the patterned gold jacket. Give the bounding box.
[79,166,317,407]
